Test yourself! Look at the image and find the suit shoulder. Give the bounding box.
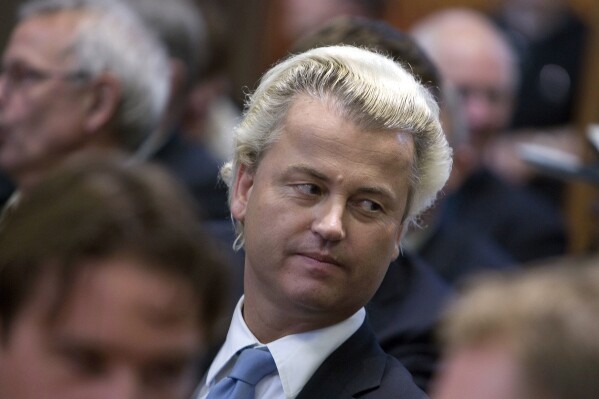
[358,354,428,399]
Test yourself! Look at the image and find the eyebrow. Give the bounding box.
[354,186,396,201]
[285,164,329,182]
[51,334,202,362]
[284,164,397,202]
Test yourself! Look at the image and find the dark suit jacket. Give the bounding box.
[151,130,230,221]
[419,215,517,285]
[0,132,230,220]
[367,253,452,392]
[297,319,428,399]
[446,168,567,263]
[199,224,449,394]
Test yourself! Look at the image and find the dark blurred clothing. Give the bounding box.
[494,11,588,129]
[446,168,567,264]
[417,216,517,285]
[367,251,453,392]
[151,130,230,221]
[0,131,230,223]
[0,170,15,207]
[203,219,244,311]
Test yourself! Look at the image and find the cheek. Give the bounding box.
[1,98,34,136]
[4,98,53,144]
[350,226,398,274]
[243,193,310,261]
[348,231,399,268]
[358,222,401,258]
[0,336,51,397]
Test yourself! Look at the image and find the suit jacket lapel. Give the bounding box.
[296,320,388,398]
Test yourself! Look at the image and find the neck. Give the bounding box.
[242,288,355,343]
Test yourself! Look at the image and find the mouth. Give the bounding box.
[297,252,343,268]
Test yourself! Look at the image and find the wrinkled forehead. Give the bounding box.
[14,257,201,329]
[8,10,89,65]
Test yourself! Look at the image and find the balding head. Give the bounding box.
[411,8,518,151]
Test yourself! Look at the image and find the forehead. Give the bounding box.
[286,94,411,154]
[16,256,202,340]
[434,342,523,399]
[261,94,414,195]
[4,11,85,66]
[434,31,515,91]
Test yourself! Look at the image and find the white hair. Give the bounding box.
[20,0,170,151]
[223,45,452,248]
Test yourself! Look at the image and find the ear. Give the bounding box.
[83,74,121,134]
[230,164,254,223]
[391,224,407,261]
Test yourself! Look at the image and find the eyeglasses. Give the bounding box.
[0,62,90,95]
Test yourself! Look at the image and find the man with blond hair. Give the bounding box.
[195,44,452,398]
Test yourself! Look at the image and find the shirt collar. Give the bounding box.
[205,296,365,398]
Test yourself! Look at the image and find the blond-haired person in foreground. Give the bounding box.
[433,263,599,399]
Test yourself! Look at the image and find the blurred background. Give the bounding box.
[0,0,597,253]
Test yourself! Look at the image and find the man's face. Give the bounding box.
[0,255,204,399]
[436,39,515,151]
[232,95,413,329]
[0,12,94,185]
[431,342,524,399]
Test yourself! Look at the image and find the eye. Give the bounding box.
[58,346,107,377]
[355,199,383,213]
[295,183,321,196]
[5,63,43,85]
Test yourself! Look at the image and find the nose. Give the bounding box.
[463,92,493,132]
[312,198,346,242]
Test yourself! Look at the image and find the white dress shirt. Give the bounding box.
[195,296,365,399]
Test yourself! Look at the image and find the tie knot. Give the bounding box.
[229,347,277,386]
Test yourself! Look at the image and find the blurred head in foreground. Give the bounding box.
[433,264,599,399]
[0,154,228,399]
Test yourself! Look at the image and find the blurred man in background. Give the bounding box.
[0,0,169,204]
[411,8,567,264]
[125,0,230,221]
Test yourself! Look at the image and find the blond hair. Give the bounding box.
[221,45,452,248]
[441,264,599,399]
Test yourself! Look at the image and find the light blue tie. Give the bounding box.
[207,347,277,399]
